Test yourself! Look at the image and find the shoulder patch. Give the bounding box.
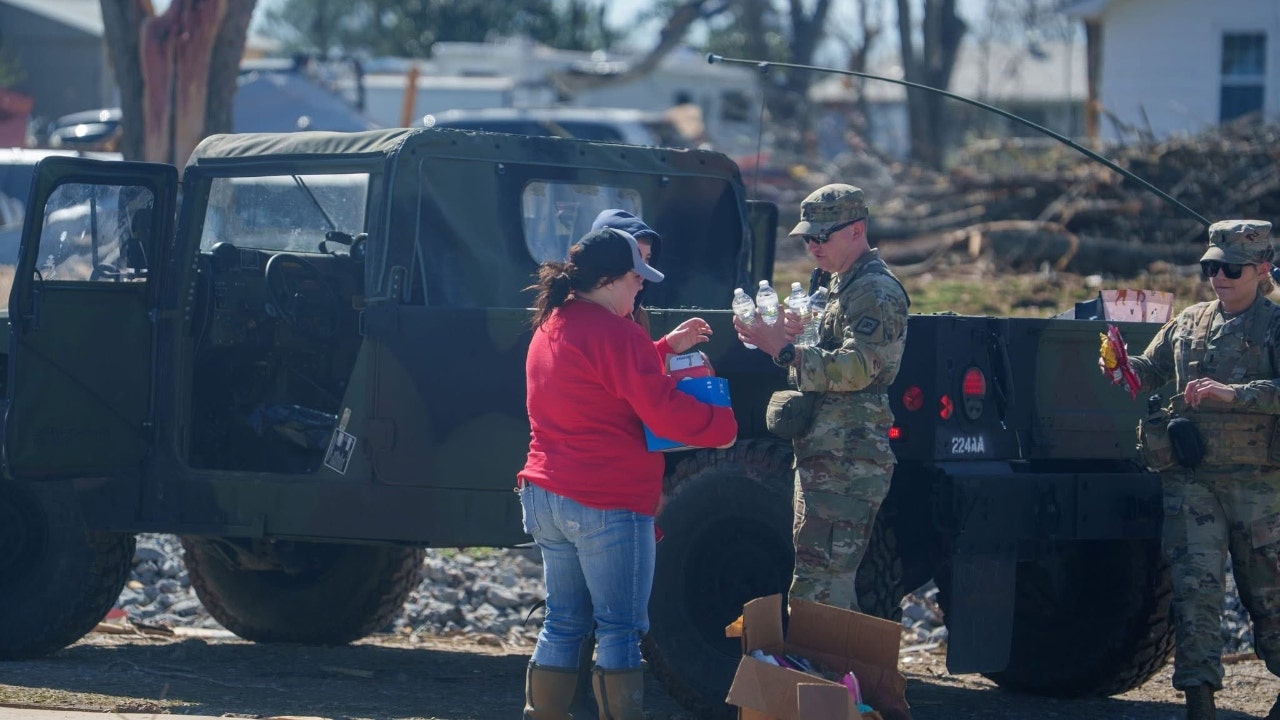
[855,317,880,335]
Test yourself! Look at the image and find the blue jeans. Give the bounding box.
[519,483,655,670]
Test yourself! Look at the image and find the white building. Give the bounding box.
[810,39,1086,160]
[1063,0,1279,140]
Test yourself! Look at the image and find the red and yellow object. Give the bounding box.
[1099,324,1140,400]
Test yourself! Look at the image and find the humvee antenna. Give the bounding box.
[708,53,1210,228]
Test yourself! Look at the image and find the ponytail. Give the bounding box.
[528,261,575,328]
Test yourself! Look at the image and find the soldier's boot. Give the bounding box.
[524,662,578,720]
[1183,684,1216,720]
[591,666,644,720]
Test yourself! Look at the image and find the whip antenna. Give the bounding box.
[708,53,1209,228]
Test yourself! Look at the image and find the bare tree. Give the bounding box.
[896,0,966,168]
[101,0,256,164]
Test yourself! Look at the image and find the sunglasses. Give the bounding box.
[1200,260,1252,280]
[801,217,865,245]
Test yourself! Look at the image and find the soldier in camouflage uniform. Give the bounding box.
[1120,220,1280,720]
[734,183,909,611]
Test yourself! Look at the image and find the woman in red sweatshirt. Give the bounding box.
[517,227,737,720]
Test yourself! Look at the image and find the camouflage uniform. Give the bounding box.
[1127,220,1280,693]
[786,184,910,610]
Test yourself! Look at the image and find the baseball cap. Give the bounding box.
[591,209,662,264]
[571,228,664,283]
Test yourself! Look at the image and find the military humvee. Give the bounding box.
[0,128,1169,716]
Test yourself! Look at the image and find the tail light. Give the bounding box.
[961,367,986,420]
[888,425,903,441]
[901,386,924,412]
[938,394,954,420]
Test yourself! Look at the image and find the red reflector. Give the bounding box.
[939,395,954,420]
[902,386,924,412]
[888,425,902,440]
[962,367,987,397]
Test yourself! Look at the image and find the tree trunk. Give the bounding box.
[99,0,148,161]
[100,0,255,164]
[898,0,965,168]
[206,0,256,138]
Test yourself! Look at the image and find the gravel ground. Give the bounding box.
[1,534,1275,719]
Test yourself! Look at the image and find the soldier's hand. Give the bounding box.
[1184,377,1235,407]
[780,308,805,342]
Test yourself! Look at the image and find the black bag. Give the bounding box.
[1167,417,1205,469]
[765,390,819,439]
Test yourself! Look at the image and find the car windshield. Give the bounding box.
[199,173,370,252]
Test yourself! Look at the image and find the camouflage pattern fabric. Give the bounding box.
[1130,295,1280,417]
[1127,284,1280,689]
[788,249,909,610]
[1202,219,1273,264]
[1163,465,1280,689]
[789,184,870,238]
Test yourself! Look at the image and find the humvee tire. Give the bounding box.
[942,538,1174,697]
[644,440,905,718]
[0,481,135,659]
[181,537,424,644]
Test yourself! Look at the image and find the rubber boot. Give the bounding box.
[590,666,644,720]
[1183,685,1216,720]
[524,662,578,720]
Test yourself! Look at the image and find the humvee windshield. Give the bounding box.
[199,173,369,253]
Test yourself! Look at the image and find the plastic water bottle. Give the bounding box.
[756,280,779,326]
[787,282,815,346]
[731,287,758,350]
[807,286,829,346]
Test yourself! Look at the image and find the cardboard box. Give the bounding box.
[666,351,713,381]
[643,376,731,452]
[725,594,911,720]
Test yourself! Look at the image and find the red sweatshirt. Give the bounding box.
[519,300,738,515]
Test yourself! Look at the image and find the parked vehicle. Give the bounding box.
[424,106,691,147]
[0,128,1168,717]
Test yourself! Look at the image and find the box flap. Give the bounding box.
[796,683,860,720]
[726,657,846,720]
[740,593,786,654]
[787,598,900,670]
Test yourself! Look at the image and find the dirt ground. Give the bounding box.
[1,628,1278,720]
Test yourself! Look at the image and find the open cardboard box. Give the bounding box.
[724,594,911,720]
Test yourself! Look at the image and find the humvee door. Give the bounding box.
[3,157,176,479]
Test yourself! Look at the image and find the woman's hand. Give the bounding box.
[665,317,713,354]
[1183,377,1235,407]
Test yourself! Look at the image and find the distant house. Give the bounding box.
[0,0,115,125]
[811,39,1086,160]
[1063,0,1279,140]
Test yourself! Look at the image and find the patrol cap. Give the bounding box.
[1201,219,1273,264]
[570,228,664,283]
[789,183,869,237]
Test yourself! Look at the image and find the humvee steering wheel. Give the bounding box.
[263,253,342,340]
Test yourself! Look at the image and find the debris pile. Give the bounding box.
[772,120,1280,277]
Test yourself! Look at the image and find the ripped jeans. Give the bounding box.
[519,482,655,670]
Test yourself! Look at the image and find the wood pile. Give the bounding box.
[781,121,1280,277]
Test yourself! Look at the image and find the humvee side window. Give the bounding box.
[521,181,642,262]
[200,173,369,253]
[33,182,153,286]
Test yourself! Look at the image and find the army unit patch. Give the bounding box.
[855,317,880,335]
